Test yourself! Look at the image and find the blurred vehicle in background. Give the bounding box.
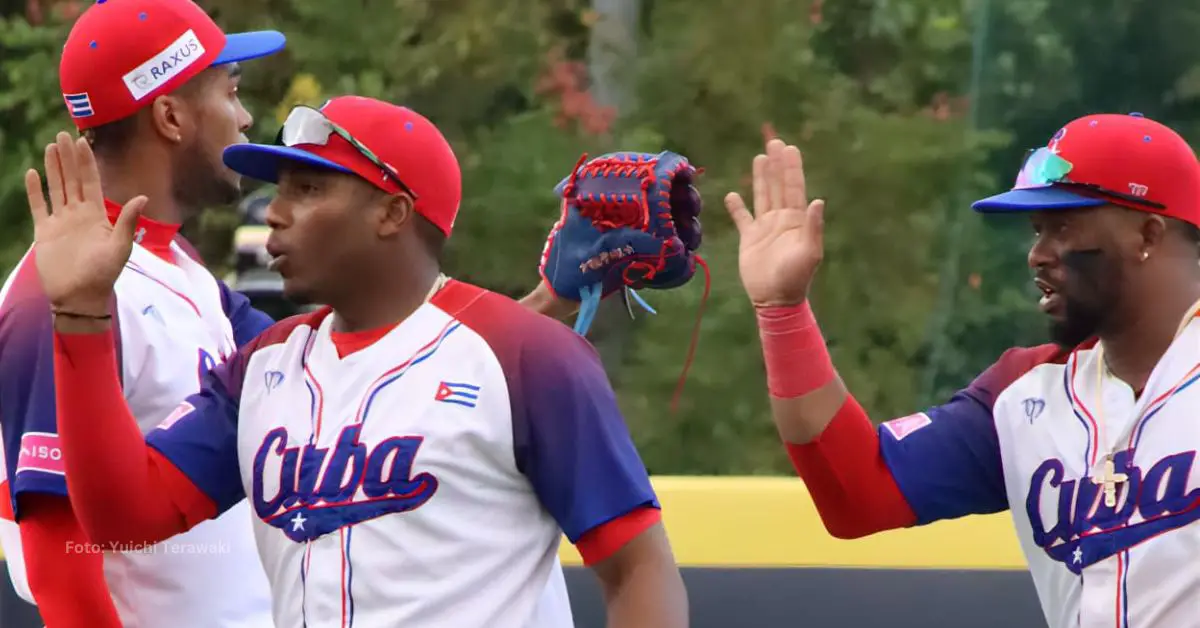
[227,193,321,321]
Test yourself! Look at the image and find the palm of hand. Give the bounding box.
[33,209,131,309]
[25,132,146,313]
[724,139,826,308]
[737,208,820,306]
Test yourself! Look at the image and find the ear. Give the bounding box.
[376,193,416,238]
[1137,214,1169,261]
[147,93,195,146]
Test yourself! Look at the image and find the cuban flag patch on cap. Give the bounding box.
[64,92,94,118]
[435,381,480,408]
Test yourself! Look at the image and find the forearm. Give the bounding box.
[19,495,122,627]
[52,323,202,545]
[757,301,848,443]
[758,302,916,537]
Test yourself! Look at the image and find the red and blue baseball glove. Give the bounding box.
[538,150,706,336]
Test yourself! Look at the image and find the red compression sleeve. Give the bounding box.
[786,396,917,538]
[53,329,216,546]
[756,302,837,398]
[757,302,916,538]
[19,494,122,628]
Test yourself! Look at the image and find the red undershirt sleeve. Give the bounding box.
[18,493,122,628]
[574,506,662,566]
[53,329,217,546]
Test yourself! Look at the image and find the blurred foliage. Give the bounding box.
[3,0,1200,474]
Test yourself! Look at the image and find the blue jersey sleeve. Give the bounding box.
[0,256,122,516]
[508,325,659,543]
[218,281,274,348]
[145,346,251,515]
[879,345,1062,524]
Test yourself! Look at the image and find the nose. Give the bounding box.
[1028,233,1056,270]
[237,99,254,134]
[263,197,289,230]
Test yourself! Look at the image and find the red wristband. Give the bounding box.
[756,301,836,398]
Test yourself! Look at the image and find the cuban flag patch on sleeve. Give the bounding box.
[435,381,480,408]
[64,92,94,118]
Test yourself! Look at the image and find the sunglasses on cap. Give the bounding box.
[1014,147,1165,209]
[276,105,418,199]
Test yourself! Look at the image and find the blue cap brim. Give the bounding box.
[971,185,1108,213]
[223,144,353,184]
[213,31,286,66]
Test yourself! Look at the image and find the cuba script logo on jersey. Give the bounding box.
[122,29,206,101]
[1026,448,1200,574]
[252,424,439,542]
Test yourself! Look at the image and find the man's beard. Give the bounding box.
[171,144,241,213]
[1047,248,1122,348]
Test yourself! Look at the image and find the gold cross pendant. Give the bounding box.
[1092,455,1129,508]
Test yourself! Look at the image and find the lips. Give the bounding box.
[265,241,287,273]
[1035,277,1061,313]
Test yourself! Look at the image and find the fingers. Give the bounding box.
[751,154,769,217]
[782,145,807,211]
[723,192,754,234]
[766,139,786,214]
[24,169,48,231]
[805,199,826,252]
[113,195,148,242]
[44,143,66,215]
[55,132,83,207]
[761,122,778,143]
[75,137,105,209]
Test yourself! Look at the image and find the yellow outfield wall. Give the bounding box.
[557,475,1030,569]
[0,476,1030,571]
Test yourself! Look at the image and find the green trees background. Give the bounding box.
[3,0,1198,474]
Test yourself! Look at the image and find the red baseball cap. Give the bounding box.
[59,0,285,130]
[972,112,1200,228]
[221,96,463,236]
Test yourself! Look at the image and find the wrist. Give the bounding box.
[757,300,835,398]
[754,301,814,322]
[53,315,113,335]
[51,302,114,335]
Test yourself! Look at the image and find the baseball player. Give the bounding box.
[724,112,1200,628]
[25,96,689,627]
[0,0,285,625]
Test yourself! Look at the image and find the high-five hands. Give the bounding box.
[25,132,146,317]
[723,139,826,308]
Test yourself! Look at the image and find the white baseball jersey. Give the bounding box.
[142,279,660,628]
[0,208,274,627]
[876,315,1200,628]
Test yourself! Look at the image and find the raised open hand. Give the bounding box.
[26,132,146,315]
[724,138,826,308]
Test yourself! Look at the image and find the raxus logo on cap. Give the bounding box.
[122,29,207,101]
[58,0,285,130]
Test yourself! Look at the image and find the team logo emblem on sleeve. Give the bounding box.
[882,413,932,441]
[157,401,196,431]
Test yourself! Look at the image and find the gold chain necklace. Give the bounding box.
[1090,295,1200,506]
[425,273,449,302]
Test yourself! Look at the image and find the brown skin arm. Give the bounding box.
[589,522,689,628]
[517,281,579,320]
[773,376,851,444]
